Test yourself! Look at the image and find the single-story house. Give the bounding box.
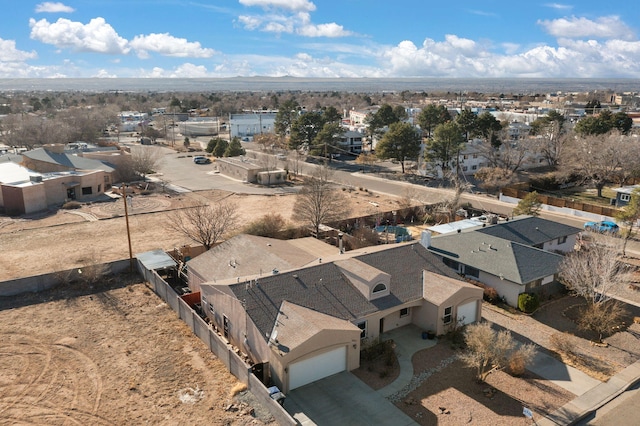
[425,230,563,307]
[186,234,339,293]
[198,239,482,392]
[474,215,581,254]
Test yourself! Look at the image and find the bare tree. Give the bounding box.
[459,322,536,382]
[129,146,164,181]
[564,132,625,198]
[2,113,70,149]
[293,166,350,237]
[474,166,515,195]
[168,202,239,250]
[435,172,472,221]
[475,133,533,174]
[559,234,632,305]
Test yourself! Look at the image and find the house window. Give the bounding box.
[209,304,215,314]
[442,257,460,271]
[400,308,409,318]
[462,166,468,172]
[223,315,230,339]
[557,236,567,244]
[621,193,631,202]
[97,184,101,193]
[81,186,92,195]
[372,283,387,293]
[472,154,478,159]
[357,321,367,339]
[464,265,480,278]
[471,165,477,170]
[443,306,452,324]
[463,155,468,160]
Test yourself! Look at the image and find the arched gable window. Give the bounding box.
[372,283,387,293]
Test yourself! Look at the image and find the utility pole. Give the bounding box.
[122,184,134,272]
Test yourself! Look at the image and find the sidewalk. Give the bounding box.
[537,359,640,425]
[376,325,437,399]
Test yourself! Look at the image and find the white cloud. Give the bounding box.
[297,22,352,37]
[93,69,117,78]
[375,32,640,78]
[237,15,262,30]
[141,63,210,78]
[35,2,75,13]
[0,38,38,62]
[29,17,130,54]
[238,2,350,38]
[130,33,216,59]
[544,3,573,10]
[538,16,635,40]
[239,0,316,13]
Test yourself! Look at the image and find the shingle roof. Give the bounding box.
[475,216,580,246]
[188,235,335,283]
[428,232,562,285]
[272,301,360,352]
[230,242,466,342]
[23,148,114,173]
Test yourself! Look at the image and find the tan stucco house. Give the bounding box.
[196,238,482,393]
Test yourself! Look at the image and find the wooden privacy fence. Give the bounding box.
[137,261,296,426]
[501,186,620,218]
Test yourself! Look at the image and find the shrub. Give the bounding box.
[244,213,287,238]
[466,279,499,304]
[549,332,577,362]
[62,201,82,209]
[518,293,540,313]
[508,352,527,376]
[483,286,499,303]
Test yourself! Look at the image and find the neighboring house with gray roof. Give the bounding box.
[423,215,578,307]
[475,215,580,253]
[198,239,482,392]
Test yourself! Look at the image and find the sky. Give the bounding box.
[1,0,639,79]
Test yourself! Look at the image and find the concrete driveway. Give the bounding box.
[285,371,417,426]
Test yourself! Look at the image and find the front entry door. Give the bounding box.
[67,187,76,200]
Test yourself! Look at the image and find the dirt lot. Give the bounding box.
[0,188,402,281]
[0,276,271,425]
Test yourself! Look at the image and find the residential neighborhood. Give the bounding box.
[2,85,640,426]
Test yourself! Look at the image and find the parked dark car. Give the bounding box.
[583,220,619,234]
[193,156,211,164]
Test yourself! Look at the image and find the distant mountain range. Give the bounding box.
[0,77,638,94]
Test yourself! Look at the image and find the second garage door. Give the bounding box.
[457,301,478,325]
[289,346,347,390]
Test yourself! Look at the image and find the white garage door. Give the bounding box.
[457,301,478,325]
[289,346,347,390]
